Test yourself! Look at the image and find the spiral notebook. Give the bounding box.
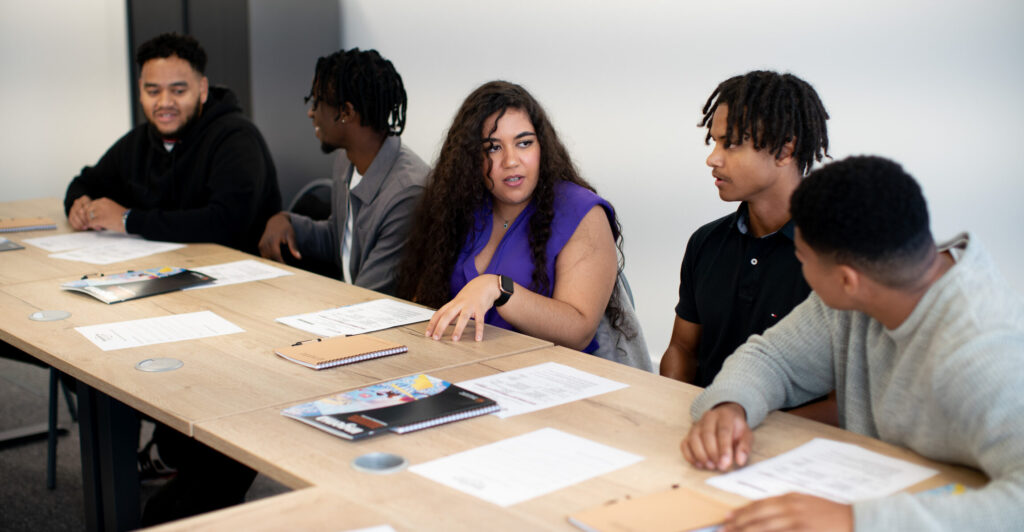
[0,217,57,233]
[274,334,408,370]
[281,374,499,441]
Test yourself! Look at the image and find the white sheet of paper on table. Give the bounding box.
[24,231,133,252]
[457,361,628,418]
[706,438,938,503]
[409,427,643,507]
[186,259,292,289]
[75,310,244,351]
[276,298,435,337]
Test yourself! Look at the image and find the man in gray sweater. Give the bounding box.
[682,155,1024,530]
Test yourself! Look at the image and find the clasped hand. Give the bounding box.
[425,274,501,342]
[68,195,127,232]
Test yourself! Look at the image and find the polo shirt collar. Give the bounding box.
[732,202,796,241]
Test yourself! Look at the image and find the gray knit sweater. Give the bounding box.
[692,233,1024,530]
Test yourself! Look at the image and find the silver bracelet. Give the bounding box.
[122,209,131,233]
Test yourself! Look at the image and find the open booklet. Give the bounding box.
[282,374,498,441]
[61,266,215,304]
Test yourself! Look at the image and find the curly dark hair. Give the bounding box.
[396,81,630,335]
[791,155,935,288]
[305,48,406,136]
[136,33,207,74]
[701,70,830,175]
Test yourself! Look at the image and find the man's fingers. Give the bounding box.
[716,418,735,470]
[735,422,754,467]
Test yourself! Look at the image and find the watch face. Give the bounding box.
[500,274,514,294]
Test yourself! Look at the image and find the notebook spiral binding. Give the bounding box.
[391,403,501,434]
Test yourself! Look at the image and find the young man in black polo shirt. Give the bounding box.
[660,71,830,392]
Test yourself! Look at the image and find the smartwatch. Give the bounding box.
[494,274,514,307]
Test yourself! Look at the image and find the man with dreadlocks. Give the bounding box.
[64,32,280,255]
[258,48,428,295]
[661,71,830,398]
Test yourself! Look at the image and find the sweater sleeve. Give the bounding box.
[691,293,835,427]
[64,132,133,215]
[852,332,1024,531]
[128,128,270,246]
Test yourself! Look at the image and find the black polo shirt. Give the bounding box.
[675,203,810,387]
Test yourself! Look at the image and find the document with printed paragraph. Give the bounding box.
[276,299,435,337]
[706,438,937,503]
[75,310,244,351]
[187,259,292,289]
[410,428,643,507]
[457,362,628,418]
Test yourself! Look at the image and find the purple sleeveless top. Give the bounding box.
[450,181,615,353]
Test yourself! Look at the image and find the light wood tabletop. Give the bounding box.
[143,487,400,532]
[193,346,986,531]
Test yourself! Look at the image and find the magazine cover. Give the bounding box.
[60,266,214,304]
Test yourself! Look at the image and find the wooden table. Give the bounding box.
[0,199,550,530]
[1,199,988,531]
[191,346,986,531]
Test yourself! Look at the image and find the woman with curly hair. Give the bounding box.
[396,80,626,355]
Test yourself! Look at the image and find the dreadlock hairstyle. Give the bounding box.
[396,81,630,335]
[700,71,830,175]
[136,33,207,74]
[305,48,406,136]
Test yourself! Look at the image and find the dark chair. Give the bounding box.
[281,178,341,279]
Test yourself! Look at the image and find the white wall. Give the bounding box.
[341,0,1024,362]
[1,0,131,202]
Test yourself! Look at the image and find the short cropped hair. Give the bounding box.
[136,33,207,74]
[701,71,830,176]
[791,155,934,288]
[306,48,407,136]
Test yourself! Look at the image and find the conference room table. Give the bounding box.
[0,199,988,531]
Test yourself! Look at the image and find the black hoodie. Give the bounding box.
[64,87,281,254]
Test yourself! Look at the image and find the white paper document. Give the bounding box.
[457,362,628,418]
[276,298,435,337]
[706,438,937,503]
[75,310,244,351]
[186,259,292,289]
[24,231,184,264]
[24,231,126,252]
[409,427,643,507]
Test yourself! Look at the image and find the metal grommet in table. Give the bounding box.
[351,452,408,474]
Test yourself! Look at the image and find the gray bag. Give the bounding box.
[592,273,653,372]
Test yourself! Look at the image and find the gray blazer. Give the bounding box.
[290,136,429,295]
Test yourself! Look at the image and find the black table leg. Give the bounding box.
[77,381,140,531]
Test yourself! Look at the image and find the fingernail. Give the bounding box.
[737,451,747,465]
[452,335,459,341]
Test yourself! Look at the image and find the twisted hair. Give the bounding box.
[396,81,630,336]
[136,33,207,74]
[700,71,829,175]
[306,48,406,136]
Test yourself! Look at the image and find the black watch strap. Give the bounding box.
[494,274,514,307]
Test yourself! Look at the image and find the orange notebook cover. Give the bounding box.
[568,486,736,532]
[275,334,408,370]
[0,217,57,233]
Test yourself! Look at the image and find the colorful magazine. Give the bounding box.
[60,266,215,304]
[282,374,498,441]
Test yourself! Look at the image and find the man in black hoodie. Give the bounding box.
[64,32,280,254]
[62,33,278,524]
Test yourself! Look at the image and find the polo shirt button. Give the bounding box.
[750,258,758,265]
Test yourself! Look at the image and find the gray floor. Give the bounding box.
[0,356,290,531]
